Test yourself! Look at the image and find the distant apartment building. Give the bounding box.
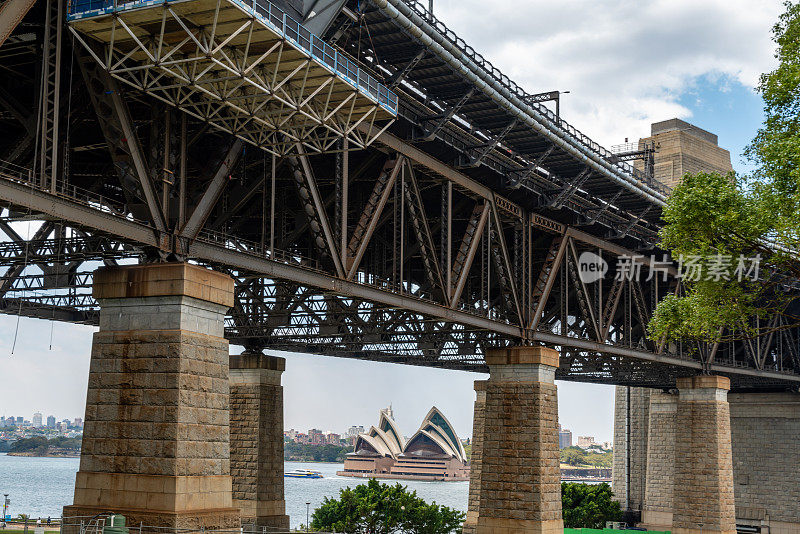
[47,415,56,428]
[325,433,341,445]
[559,426,573,449]
[577,436,597,449]
[308,428,325,445]
[32,412,43,427]
[15,417,22,426]
[346,425,365,438]
[73,418,83,429]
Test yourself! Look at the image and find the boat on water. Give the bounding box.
[284,469,323,479]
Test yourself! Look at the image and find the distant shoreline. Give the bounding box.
[6,451,80,458]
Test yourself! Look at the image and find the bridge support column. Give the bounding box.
[64,263,239,531]
[469,346,563,534]
[463,381,486,534]
[641,391,677,530]
[611,386,651,522]
[729,392,800,532]
[672,376,736,534]
[229,352,289,529]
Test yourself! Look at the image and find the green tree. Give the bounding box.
[560,446,587,467]
[310,479,465,534]
[649,2,800,344]
[561,483,622,528]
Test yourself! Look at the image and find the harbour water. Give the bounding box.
[0,454,468,529]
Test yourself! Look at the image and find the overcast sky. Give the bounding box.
[0,0,785,444]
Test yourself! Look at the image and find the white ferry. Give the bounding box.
[284,469,323,479]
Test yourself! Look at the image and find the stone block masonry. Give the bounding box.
[612,386,651,517]
[463,380,485,534]
[229,352,289,529]
[642,391,677,531]
[729,392,800,534]
[470,346,563,534]
[672,376,735,534]
[64,263,240,532]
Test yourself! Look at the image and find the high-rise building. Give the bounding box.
[73,417,83,429]
[47,415,56,428]
[15,417,22,426]
[379,404,394,420]
[577,436,597,449]
[32,412,43,427]
[559,427,573,449]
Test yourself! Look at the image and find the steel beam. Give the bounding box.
[179,139,243,240]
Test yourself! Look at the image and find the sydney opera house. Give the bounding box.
[337,407,470,481]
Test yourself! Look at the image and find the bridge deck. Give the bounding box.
[68,0,398,154]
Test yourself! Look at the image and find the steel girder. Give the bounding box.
[1,0,799,393]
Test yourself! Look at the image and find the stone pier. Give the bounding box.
[462,380,486,534]
[730,392,800,533]
[641,391,677,531]
[611,386,651,521]
[468,346,562,534]
[672,376,736,534]
[229,352,289,529]
[64,263,239,530]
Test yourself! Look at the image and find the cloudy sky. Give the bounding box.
[0,0,785,443]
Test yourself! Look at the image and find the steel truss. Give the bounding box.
[1,0,799,392]
[68,0,396,155]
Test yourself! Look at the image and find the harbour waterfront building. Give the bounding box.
[339,407,469,481]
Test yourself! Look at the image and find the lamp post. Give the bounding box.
[306,502,310,533]
[3,494,9,523]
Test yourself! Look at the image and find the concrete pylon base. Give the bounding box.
[672,376,736,534]
[230,352,289,531]
[474,518,564,534]
[465,346,564,534]
[65,264,239,533]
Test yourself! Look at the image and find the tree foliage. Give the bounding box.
[309,479,465,534]
[649,2,800,344]
[284,441,351,462]
[559,446,612,467]
[561,483,622,529]
[9,436,81,454]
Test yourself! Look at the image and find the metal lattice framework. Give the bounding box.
[68,0,397,155]
[0,0,798,391]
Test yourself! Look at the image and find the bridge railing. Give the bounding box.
[66,0,399,115]
[399,0,671,198]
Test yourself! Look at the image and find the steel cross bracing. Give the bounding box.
[1,0,799,391]
[66,0,398,156]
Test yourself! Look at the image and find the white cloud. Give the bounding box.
[429,0,782,144]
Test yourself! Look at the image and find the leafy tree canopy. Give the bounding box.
[561,483,622,529]
[649,2,800,344]
[310,479,464,534]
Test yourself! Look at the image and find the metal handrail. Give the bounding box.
[398,0,671,196]
[66,0,399,115]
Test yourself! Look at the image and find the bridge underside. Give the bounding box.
[0,0,798,391]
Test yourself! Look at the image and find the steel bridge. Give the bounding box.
[0,0,798,390]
